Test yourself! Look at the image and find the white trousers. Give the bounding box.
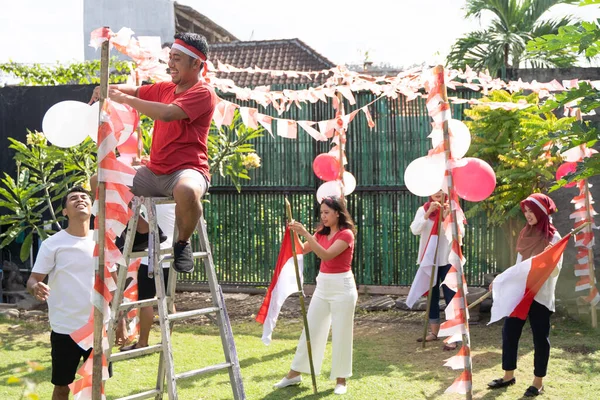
[291,271,358,380]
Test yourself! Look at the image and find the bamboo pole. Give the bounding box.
[285,198,318,394]
[434,65,472,400]
[421,198,445,348]
[468,291,491,310]
[92,31,110,400]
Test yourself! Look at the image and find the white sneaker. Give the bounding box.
[334,383,348,395]
[273,375,302,388]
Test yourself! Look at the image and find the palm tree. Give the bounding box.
[447,0,579,75]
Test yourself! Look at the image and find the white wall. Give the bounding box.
[83,0,175,61]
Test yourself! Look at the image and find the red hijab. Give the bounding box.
[516,193,557,259]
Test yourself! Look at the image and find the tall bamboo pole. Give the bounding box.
[285,199,318,394]
[434,65,472,400]
[421,197,445,348]
[92,30,110,400]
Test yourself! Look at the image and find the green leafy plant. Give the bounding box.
[0,132,96,261]
[0,59,131,85]
[524,0,600,187]
[207,111,263,191]
[446,0,578,75]
[464,90,573,261]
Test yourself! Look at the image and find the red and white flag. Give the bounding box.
[490,234,570,324]
[443,346,471,370]
[256,227,303,345]
[406,219,440,308]
[584,286,600,307]
[445,370,472,395]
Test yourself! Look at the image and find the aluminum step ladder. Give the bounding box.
[106,196,245,400]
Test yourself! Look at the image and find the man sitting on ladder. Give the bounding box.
[90,32,217,273]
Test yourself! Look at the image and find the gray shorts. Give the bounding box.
[131,166,209,198]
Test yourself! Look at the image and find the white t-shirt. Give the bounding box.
[410,206,465,266]
[515,231,563,312]
[141,203,176,268]
[32,230,95,335]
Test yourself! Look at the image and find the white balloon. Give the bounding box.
[404,154,446,197]
[42,101,94,148]
[316,181,343,203]
[428,119,471,159]
[342,171,356,195]
[87,101,100,142]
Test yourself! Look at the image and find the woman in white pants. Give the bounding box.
[274,196,358,395]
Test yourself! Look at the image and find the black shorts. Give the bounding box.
[138,264,169,300]
[51,331,92,386]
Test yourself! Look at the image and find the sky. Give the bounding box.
[0,0,599,67]
[181,0,600,67]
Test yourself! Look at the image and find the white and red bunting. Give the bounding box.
[90,26,600,140]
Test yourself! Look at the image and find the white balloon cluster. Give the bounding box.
[42,101,101,148]
[315,171,357,203]
[404,119,496,202]
[404,119,470,197]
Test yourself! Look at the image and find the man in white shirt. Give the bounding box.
[27,186,95,400]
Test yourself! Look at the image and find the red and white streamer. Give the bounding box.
[567,168,599,300]
[69,68,141,396]
[425,67,473,396]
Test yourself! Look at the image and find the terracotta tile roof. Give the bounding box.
[209,39,336,87]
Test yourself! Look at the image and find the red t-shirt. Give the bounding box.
[316,229,355,274]
[138,81,217,178]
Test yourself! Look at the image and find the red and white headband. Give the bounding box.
[172,39,207,61]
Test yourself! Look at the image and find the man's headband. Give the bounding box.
[172,39,207,61]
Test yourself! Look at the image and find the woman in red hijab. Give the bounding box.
[488,193,562,397]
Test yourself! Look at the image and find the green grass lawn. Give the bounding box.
[1,311,599,400]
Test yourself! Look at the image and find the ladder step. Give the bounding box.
[118,298,157,311]
[129,247,173,259]
[116,389,161,400]
[162,251,208,262]
[175,362,232,380]
[110,344,162,362]
[168,307,220,322]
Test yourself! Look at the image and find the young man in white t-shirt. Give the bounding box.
[27,186,95,400]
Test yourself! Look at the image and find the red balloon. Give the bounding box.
[556,162,578,188]
[453,157,496,202]
[313,153,340,181]
[117,132,138,155]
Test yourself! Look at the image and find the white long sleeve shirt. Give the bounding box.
[516,231,563,312]
[410,206,464,266]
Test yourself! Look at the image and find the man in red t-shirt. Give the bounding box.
[90,32,217,273]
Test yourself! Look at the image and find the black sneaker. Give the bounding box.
[173,240,194,273]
